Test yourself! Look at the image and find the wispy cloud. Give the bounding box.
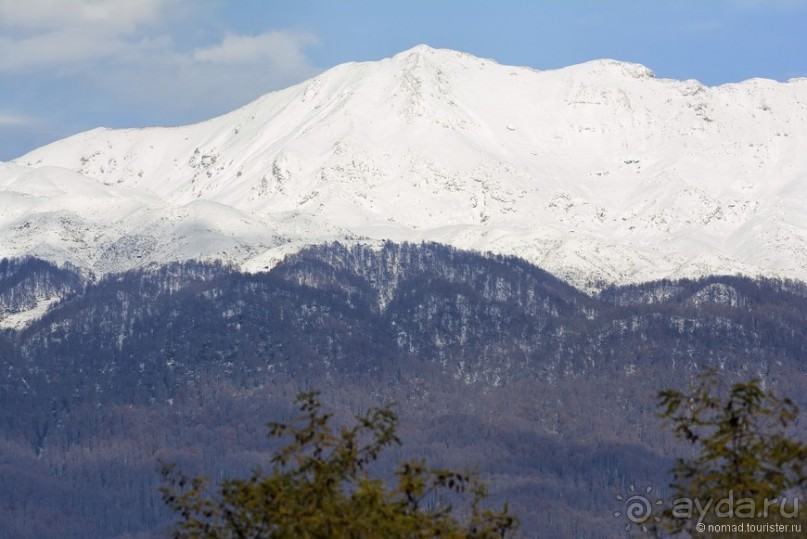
[0,111,40,128]
[0,110,54,159]
[0,0,322,159]
[0,0,169,71]
[193,31,317,66]
[0,0,169,31]
[92,29,320,119]
[0,0,318,76]
[0,29,130,71]
[0,0,319,115]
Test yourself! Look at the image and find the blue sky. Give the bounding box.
[1,0,805,160]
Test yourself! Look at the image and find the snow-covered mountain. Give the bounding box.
[5,45,807,289]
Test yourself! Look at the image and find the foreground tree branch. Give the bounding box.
[160,390,518,538]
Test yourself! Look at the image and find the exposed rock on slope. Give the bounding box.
[5,45,807,289]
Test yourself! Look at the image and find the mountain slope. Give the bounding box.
[8,45,807,288]
[3,244,807,538]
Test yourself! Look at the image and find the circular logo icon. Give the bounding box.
[613,484,663,533]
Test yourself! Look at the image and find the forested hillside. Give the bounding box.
[1,242,806,538]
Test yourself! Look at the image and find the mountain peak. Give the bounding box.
[570,58,656,79]
[398,43,439,55]
[387,44,505,73]
[393,43,467,58]
[7,47,807,290]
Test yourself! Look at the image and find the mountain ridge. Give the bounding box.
[4,45,807,289]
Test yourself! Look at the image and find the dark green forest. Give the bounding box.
[1,242,806,538]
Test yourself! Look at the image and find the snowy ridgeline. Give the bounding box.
[3,45,807,289]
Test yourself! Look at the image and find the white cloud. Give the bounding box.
[0,111,38,127]
[0,0,317,108]
[0,0,183,71]
[0,0,170,32]
[0,0,318,82]
[0,0,319,79]
[0,0,320,148]
[88,27,320,111]
[96,29,321,119]
[0,30,121,70]
[193,31,318,69]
